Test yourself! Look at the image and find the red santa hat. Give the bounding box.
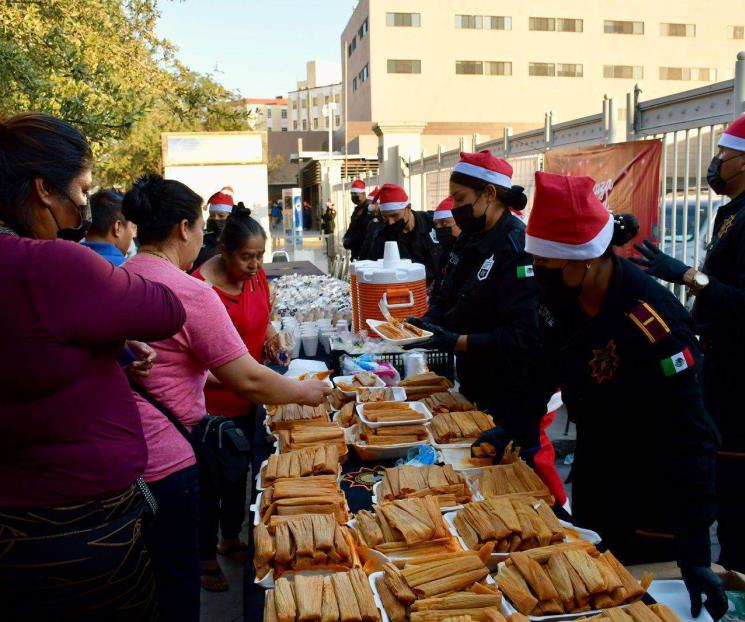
[433,196,454,220]
[351,179,366,194]
[371,183,410,212]
[452,150,512,189]
[526,172,614,260]
[207,186,234,214]
[719,114,745,152]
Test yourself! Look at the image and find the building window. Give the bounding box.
[282,127,287,132]
[660,66,716,81]
[335,115,341,126]
[301,99,306,108]
[313,118,318,129]
[352,77,358,92]
[455,15,511,30]
[556,63,583,77]
[604,20,644,34]
[728,25,745,39]
[358,17,368,39]
[291,100,297,110]
[557,18,582,32]
[660,23,695,37]
[386,12,420,27]
[529,17,555,31]
[387,59,421,74]
[348,37,357,57]
[293,121,298,130]
[281,109,287,119]
[486,61,512,76]
[456,60,483,75]
[357,64,369,84]
[603,65,644,79]
[312,96,320,107]
[302,120,307,130]
[529,62,555,76]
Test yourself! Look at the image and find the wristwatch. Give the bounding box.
[684,268,710,293]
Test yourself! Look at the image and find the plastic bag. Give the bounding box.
[395,445,436,467]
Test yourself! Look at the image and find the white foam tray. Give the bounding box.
[366,318,433,346]
[349,426,429,461]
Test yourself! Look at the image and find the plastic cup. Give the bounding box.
[302,333,319,357]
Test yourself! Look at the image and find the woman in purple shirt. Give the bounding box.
[0,113,186,620]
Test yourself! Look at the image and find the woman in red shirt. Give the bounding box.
[192,206,284,590]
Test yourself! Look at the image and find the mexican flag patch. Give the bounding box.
[517,265,534,279]
[660,348,694,376]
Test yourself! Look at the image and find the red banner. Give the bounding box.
[543,140,662,257]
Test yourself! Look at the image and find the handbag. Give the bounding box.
[130,382,251,489]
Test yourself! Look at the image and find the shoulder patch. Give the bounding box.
[625,301,672,344]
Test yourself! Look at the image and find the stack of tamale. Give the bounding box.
[493,542,653,616]
[576,601,682,622]
[354,496,462,560]
[260,475,350,524]
[263,569,381,622]
[261,445,340,487]
[359,402,428,423]
[266,403,330,431]
[278,421,347,457]
[253,513,357,579]
[374,548,500,622]
[477,461,553,504]
[430,411,495,444]
[329,387,356,411]
[398,373,454,400]
[419,392,475,414]
[356,387,395,403]
[452,495,565,553]
[379,465,473,508]
[359,422,428,446]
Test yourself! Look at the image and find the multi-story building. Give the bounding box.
[341,0,745,157]
[235,97,289,132]
[288,60,344,135]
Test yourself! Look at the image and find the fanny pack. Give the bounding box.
[130,383,251,489]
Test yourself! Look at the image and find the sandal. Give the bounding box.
[200,564,229,592]
[217,540,249,564]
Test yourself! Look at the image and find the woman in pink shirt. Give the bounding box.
[122,174,329,622]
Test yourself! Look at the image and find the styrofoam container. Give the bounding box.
[371,477,475,512]
[427,428,475,451]
[366,318,433,345]
[333,374,386,395]
[357,400,432,428]
[255,458,342,492]
[647,580,713,622]
[351,428,427,462]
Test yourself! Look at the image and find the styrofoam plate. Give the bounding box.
[366,318,433,345]
[333,374,386,396]
[647,580,713,622]
[357,400,432,428]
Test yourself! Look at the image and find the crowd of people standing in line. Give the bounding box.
[1,108,744,622]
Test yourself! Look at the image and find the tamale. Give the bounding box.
[403,554,484,587]
[626,602,664,622]
[602,551,644,601]
[356,510,385,546]
[264,589,279,622]
[265,454,279,484]
[526,509,552,547]
[277,453,291,479]
[299,447,315,476]
[559,552,592,609]
[648,604,681,622]
[508,614,531,622]
[510,551,560,601]
[495,565,539,614]
[296,574,324,621]
[423,496,449,539]
[349,568,379,622]
[593,555,624,593]
[331,571,363,622]
[334,525,352,560]
[546,551,576,610]
[384,467,401,498]
[564,549,607,594]
[312,446,327,473]
[411,593,500,611]
[399,466,424,494]
[398,499,435,531]
[311,513,336,550]
[275,522,293,563]
[273,477,341,499]
[511,540,596,563]
[288,515,314,557]
[375,538,460,557]
[254,523,275,568]
[381,503,433,543]
[375,506,399,543]
[274,577,297,622]
[534,600,564,615]
[414,567,490,598]
[322,575,340,622]
[383,562,416,604]
[409,609,503,622]
[375,576,406,622]
[486,497,521,534]
[289,451,301,478]
[530,499,564,536]
[603,608,635,622]
[463,503,498,542]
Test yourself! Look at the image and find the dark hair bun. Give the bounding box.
[507,185,528,211]
[123,173,164,225]
[231,201,251,217]
[611,213,640,246]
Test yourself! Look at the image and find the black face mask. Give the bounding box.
[384,218,406,239]
[435,226,454,246]
[207,218,227,237]
[351,194,361,206]
[534,263,588,315]
[49,189,89,242]
[452,197,487,235]
[707,153,745,195]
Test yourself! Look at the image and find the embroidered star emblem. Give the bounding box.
[341,466,386,491]
[589,339,620,383]
[717,214,737,241]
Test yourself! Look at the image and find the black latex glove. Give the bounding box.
[402,320,458,351]
[630,239,690,284]
[471,426,508,463]
[681,565,728,620]
[405,317,425,328]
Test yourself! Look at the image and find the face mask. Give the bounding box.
[384,218,406,238]
[351,194,361,205]
[534,263,588,315]
[452,195,487,235]
[435,227,454,246]
[707,153,745,195]
[207,218,226,237]
[49,189,89,242]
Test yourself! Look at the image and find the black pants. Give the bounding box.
[717,452,745,572]
[0,485,158,621]
[198,413,253,562]
[144,465,200,622]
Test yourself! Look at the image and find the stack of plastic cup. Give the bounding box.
[300,323,319,357]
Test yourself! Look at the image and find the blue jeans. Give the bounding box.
[144,465,200,622]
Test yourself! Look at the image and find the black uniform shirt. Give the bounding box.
[544,255,719,565]
[343,203,372,260]
[427,211,547,448]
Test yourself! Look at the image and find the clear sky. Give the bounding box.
[156,0,356,98]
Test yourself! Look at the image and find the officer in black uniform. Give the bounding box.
[632,114,745,574]
[191,187,235,272]
[430,196,462,296]
[358,183,440,283]
[407,151,549,456]
[528,171,726,620]
[343,180,372,260]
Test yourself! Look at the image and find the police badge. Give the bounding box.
[477,254,495,281]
